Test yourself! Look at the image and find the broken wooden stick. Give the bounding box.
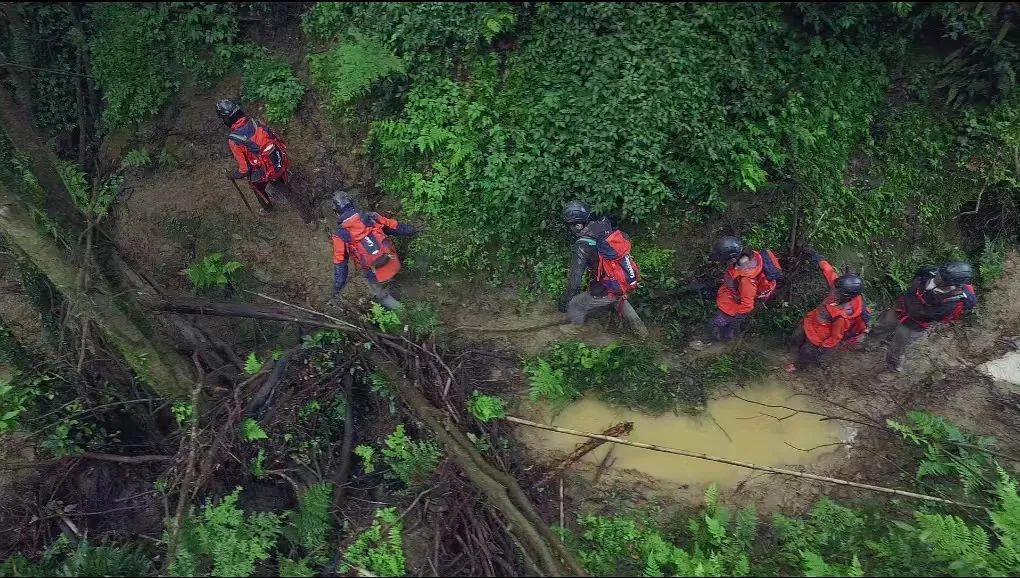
[453,320,566,333]
[505,415,979,509]
[534,421,633,488]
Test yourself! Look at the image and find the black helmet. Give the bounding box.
[833,274,863,299]
[562,200,591,225]
[215,98,244,125]
[710,236,743,261]
[332,190,353,213]
[937,261,974,286]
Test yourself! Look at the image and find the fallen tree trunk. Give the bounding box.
[155,297,341,328]
[0,185,194,398]
[534,421,633,488]
[380,361,586,577]
[0,452,173,470]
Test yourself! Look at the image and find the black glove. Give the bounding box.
[803,247,824,264]
[557,292,571,313]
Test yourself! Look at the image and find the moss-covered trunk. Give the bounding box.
[0,184,193,398]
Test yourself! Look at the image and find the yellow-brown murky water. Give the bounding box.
[518,381,852,488]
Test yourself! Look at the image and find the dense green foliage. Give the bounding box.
[308,34,405,114]
[379,424,443,488]
[182,252,243,293]
[466,390,506,423]
[88,3,240,129]
[300,2,1020,309]
[340,507,406,577]
[167,488,283,577]
[241,50,305,124]
[526,341,681,414]
[0,536,151,577]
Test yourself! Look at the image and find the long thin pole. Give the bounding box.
[505,415,979,509]
[227,174,255,215]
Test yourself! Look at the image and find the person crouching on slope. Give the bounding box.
[785,248,870,373]
[558,200,648,338]
[329,190,417,311]
[695,236,783,346]
[873,261,976,377]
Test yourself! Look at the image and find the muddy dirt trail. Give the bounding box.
[102,69,1020,514]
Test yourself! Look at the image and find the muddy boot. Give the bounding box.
[877,371,899,383]
[558,323,582,337]
[688,339,708,351]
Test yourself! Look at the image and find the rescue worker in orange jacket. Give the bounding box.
[785,248,869,372]
[330,190,417,310]
[217,99,315,223]
[703,236,781,343]
[873,261,976,374]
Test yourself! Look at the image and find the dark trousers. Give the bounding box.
[711,310,746,343]
[790,325,831,369]
[872,310,926,372]
[250,171,316,223]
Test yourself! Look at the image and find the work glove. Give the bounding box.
[557,292,571,313]
[802,246,824,264]
[332,263,348,296]
[225,168,245,180]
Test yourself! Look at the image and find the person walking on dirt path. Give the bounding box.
[690,236,783,349]
[785,248,870,373]
[329,190,417,311]
[872,261,976,378]
[557,200,648,338]
[216,99,317,225]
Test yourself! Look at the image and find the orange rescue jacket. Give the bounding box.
[331,211,402,284]
[716,251,776,316]
[802,260,867,348]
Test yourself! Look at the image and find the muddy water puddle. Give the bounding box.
[518,381,853,489]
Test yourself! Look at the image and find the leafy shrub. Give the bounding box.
[242,418,269,442]
[694,350,768,386]
[122,148,153,168]
[182,253,243,292]
[368,303,402,334]
[354,444,376,474]
[309,35,405,114]
[341,507,405,577]
[0,536,151,577]
[242,50,305,123]
[302,2,519,75]
[888,410,999,499]
[0,369,47,434]
[404,301,442,338]
[168,487,283,577]
[278,482,333,574]
[526,341,678,414]
[244,352,264,375]
[56,160,122,220]
[466,391,506,423]
[978,235,1006,285]
[380,424,442,487]
[525,358,579,415]
[172,401,194,426]
[573,485,757,576]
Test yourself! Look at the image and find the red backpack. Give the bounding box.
[595,230,641,297]
[228,118,289,181]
